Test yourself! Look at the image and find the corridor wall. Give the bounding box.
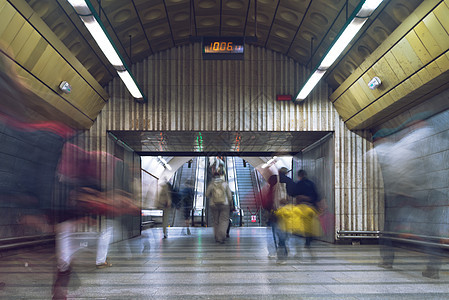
[302,134,336,243]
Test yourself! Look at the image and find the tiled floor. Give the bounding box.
[1,227,448,299]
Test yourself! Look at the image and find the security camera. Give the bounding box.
[59,81,72,94]
[368,77,381,90]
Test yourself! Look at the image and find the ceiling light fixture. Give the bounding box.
[66,0,146,101]
[157,156,172,171]
[295,0,384,102]
[262,156,278,168]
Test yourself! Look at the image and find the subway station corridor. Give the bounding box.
[1,0,449,299]
[1,227,449,299]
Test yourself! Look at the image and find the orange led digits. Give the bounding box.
[202,37,244,60]
[206,41,241,53]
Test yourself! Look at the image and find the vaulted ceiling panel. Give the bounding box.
[165,0,191,43]
[194,0,220,36]
[221,0,248,35]
[245,0,277,47]
[12,0,447,132]
[21,0,422,92]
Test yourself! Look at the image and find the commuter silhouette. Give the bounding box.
[206,170,232,244]
[372,119,443,279]
[156,180,173,239]
[180,179,195,235]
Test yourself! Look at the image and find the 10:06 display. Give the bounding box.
[204,41,244,54]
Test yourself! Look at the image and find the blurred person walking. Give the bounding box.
[156,180,173,239]
[372,119,443,279]
[259,174,280,258]
[206,170,233,244]
[180,179,195,235]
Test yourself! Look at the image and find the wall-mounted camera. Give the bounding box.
[368,77,381,90]
[59,81,72,94]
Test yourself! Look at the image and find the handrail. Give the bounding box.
[381,231,448,242]
[0,234,55,244]
[338,230,380,234]
[337,230,380,239]
[0,234,55,251]
[201,208,205,227]
[383,236,449,250]
[141,220,155,230]
[239,208,243,227]
[337,231,449,249]
[252,168,263,225]
[227,157,240,211]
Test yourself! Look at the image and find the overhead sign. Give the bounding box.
[276,95,292,101]
[202,37,244,60]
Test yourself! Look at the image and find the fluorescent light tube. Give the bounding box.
[157,156,172,170]
[357,0,384,17]
[296,70,326,101]
[117,70,144,99]
[294,0,384,101]
[319,18,367,70]
[67,0,146,101]
[262,156,277,168]
[66,0,91,16]
[79,15,123,67]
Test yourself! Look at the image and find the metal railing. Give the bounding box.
[337,230,380,239]
[252,168,263,224]
[141,221,155,230]
[380,231,449,249]
[337,230,449,250]
[0,234,55,251]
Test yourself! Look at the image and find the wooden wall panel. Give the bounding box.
[86,44,383,240]
[331,0,449,130]
[2,0,109,128]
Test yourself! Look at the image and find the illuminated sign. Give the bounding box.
[202,37,244,60]
[276,95,292,101]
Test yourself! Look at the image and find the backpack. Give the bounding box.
[210,182,227,206]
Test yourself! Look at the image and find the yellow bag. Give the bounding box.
[275,204,322,237]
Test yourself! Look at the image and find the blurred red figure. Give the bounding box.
[53,143,139,299]
[0,47,76,297]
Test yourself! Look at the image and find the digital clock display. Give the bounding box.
[202,37,244,60]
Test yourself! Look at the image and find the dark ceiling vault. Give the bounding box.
[25,0,422,90]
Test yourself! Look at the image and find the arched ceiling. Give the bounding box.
[24,0,422,91]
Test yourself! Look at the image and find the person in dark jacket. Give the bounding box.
[180,179,195,235]
[280,169,318,208]
[279,169,319,258]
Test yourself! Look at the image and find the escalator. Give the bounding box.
[169,156,264,228]
[233,157,261,226]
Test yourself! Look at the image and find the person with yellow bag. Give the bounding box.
[275,203,321,237]
[275,202,321,259]
[278,169,321,260]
